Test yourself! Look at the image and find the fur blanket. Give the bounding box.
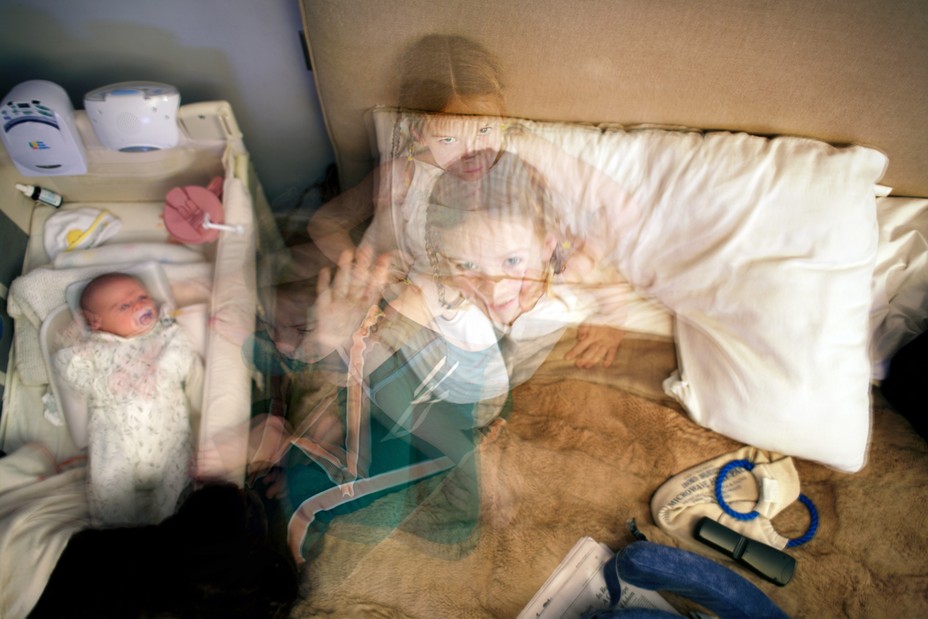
[289,333,928,619]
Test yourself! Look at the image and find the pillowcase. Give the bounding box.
[369,108,888,472]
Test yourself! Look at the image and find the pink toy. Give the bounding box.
[163,176,242,244]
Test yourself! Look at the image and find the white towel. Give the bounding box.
[43,208,122,260]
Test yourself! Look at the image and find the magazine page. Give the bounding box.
[517,537,679,619]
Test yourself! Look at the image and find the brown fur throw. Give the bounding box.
[290,334,928,618]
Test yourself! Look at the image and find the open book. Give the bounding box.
[517,537,680,619]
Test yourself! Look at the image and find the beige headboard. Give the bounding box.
[299,0,928,197]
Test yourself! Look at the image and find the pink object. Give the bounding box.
[163,177,225,244]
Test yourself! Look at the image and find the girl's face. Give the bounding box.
[436,211,556,327]
[418,108,504,180]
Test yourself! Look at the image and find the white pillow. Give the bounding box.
[370,108,888,472]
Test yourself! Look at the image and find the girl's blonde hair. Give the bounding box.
[398,34,505,113]
[387,35,507,162]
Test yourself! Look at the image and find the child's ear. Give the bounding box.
[82,310,101,330]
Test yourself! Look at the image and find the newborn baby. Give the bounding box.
[55,272,202,525]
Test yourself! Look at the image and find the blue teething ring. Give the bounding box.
[715,459,819,547]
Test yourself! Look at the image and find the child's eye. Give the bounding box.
[456,261,479,272]
[119,304,130,311]
[478,126,493,136]
[438,137,457,144]
[504,256,523,267]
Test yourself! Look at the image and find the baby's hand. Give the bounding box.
[564,323,625,369]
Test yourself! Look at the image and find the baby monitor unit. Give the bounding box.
[1,80,88,176]
[84,81,180,152]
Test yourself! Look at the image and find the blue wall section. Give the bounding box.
[0,0,334,213]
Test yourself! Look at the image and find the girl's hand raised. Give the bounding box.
[308,247,392,360]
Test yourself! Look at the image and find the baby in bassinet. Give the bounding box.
[55,272,202,526]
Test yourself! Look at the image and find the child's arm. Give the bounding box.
[53,347,92,449]
[184,354,205,416]
[307,159,413,267]
[565,323,626,369]
[307,171,375,264]
[561,270,634,369]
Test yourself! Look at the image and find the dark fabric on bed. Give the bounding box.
[29,484,297,619]
[881,330,928,440]
[283,409,450,549]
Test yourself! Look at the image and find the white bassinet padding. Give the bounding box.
[194,172,257,482]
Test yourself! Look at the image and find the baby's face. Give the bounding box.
[84,277,158,338]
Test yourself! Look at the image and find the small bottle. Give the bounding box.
[16,183,63,207]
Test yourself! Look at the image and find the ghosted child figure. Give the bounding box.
[374,152,628,449]
[308,34,509,271]
[55,272,202,526]
[305,34,632,370]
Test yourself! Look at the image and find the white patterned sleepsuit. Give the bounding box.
[56,320,199,526]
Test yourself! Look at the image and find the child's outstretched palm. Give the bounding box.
[310,247,392,360]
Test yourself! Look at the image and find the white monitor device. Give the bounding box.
[84,81,180,152]
[1,80,88,176]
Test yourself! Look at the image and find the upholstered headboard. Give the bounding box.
[299,0,928,197]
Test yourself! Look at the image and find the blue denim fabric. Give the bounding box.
[585,541,789,619]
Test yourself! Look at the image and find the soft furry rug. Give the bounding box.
[289,334,928,619]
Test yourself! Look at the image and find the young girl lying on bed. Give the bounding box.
[54,272,201,526]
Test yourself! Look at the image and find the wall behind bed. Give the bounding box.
[300,0,928,197]
[0,0,334,213]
